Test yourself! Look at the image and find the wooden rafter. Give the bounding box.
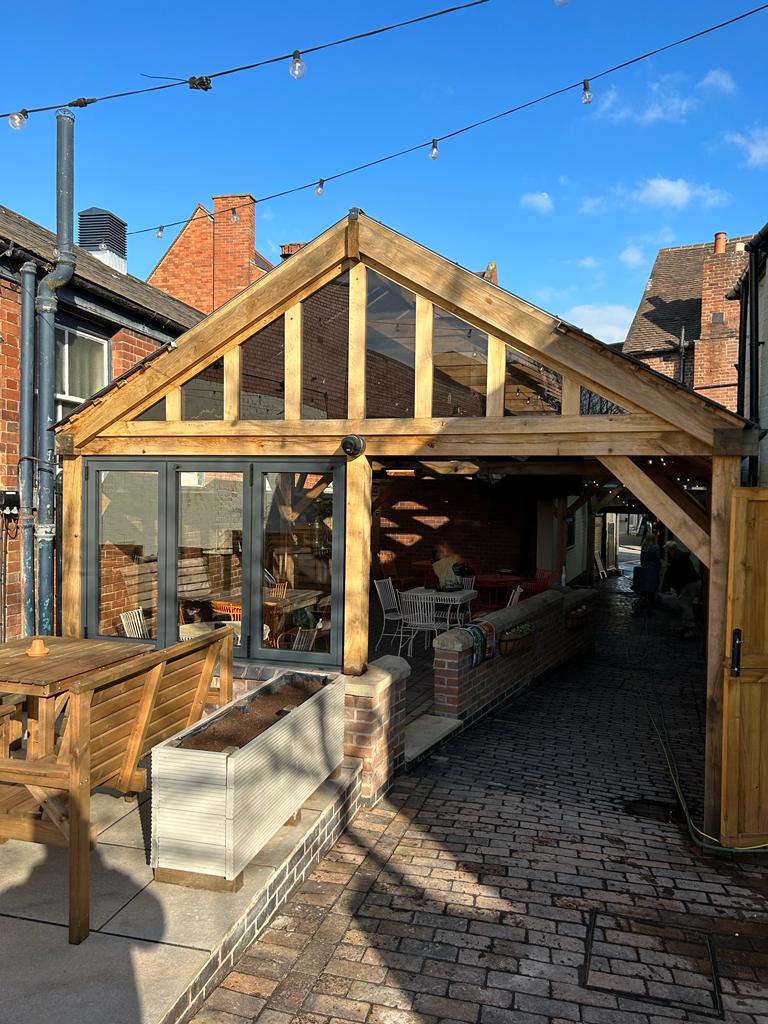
[599,455,711,566]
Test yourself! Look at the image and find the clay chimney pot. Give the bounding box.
[714,231,727,255]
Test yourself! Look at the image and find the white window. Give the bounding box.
[55,324,109,420]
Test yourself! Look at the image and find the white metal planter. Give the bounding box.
[151,671,344,880]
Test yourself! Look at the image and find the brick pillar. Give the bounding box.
[695,234,748,412]
[434,648,466,717]
[340,655,408,804]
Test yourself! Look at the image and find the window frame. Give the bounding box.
[55,322,110,422]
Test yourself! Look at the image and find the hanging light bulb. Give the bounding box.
[429,138,439,161]
[315,179,325,197]
[156,225,165,239]
[8,110,28,130]
[582,79,593,105]
[289,51,307,80]
[231,207,240,224]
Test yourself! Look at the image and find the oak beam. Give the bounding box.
[223,347,240,421]
[61,457,83,638]
[284,302,303,420]
[561,379,581,417]
[343,456,372,675]
[348,263,367,419]
[486,336,506,418]
[414,295,433,418]
[599,455,712,566]
[703,454,741,838]
[166,388,182,420]
[644,466,709,535]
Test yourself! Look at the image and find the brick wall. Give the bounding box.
[433,588,597,723]
[632,350,694,389]
[341,656,408,803]
[147,195,270,314]
[375,477,530,584]
[112,328,158,378]
[693,240,747,412]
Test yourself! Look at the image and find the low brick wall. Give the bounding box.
[434,588,598,724]
[339,655,409,805]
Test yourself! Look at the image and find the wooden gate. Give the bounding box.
[721,488,768,847]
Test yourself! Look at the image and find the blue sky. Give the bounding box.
[2,0,767,344]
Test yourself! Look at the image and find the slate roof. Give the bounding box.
[0,204,203,331]
[623,237,750,355]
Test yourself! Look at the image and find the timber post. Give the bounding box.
[343,454,373,675]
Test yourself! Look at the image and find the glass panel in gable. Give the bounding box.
[240,317,285,420]
[181,358,224,420]
[432,307,488,417]
[135,398,166,421]
[302,271,349,419]
[503,348,562,415]
[580,388,626,414]
[366,270,416,418]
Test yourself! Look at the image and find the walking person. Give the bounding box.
[632,529,661,617]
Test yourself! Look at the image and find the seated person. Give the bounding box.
[432,544,462,588]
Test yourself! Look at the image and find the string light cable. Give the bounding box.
[121,1,768,239]
[1,0,490,126]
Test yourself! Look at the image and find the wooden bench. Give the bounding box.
[0,627,234,943]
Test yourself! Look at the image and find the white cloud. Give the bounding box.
[620,245,645,268]
[579,195,606,215]
[562,304,634,345]
[638,77,698,125]
[597,85,632,124]
[520,191,554,214]
[557,175,570,186]
[577,256,598,269]
[632,176,729,209]
[726,126,768,167]
[699,68,736,95]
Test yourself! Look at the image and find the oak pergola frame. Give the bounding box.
[56,210,756,835]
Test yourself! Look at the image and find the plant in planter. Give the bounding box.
[499,621,534,654]
[566,604,590,628]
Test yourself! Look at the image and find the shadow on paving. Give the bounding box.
[193,581,768,1024]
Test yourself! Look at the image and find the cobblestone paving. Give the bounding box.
[193,581,768,1024]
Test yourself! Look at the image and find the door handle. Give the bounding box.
[732,628,742,677]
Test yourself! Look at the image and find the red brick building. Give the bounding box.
[622,232,750,412]
[0,204,202,639]
[147,194,274,313]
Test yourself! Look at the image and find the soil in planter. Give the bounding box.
[180,676,326,752]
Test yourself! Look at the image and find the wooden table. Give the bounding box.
[0,637,154,757]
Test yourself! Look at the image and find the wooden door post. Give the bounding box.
[343,455,372,675]
[703,454,741,837]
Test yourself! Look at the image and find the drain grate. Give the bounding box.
[624,798,683,824]
[580,910,723,1018]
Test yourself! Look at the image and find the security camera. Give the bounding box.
[341,434,366,458]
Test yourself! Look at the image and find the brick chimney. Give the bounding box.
[280,242,305,260]
[693,231,748,411]
[148,193,272,314]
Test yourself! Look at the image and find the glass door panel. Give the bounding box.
[97,470,159,638]
[176,471,244,647]
[260,472,334,655]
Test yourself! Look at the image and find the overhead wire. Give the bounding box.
[122,1,768,239]
[0,1,490,118]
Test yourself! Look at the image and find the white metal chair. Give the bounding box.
[398,591,443,657]
[120,608,150,639]
[277,626,319,651]
[507,585,524,608]
[374,578,404,649]
[456,575,476,624]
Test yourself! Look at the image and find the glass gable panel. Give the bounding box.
[432,307,488,417]
[240,317,285,420]
[366,270,416,418]
[181,358,224,420]
[503,349,562,415]
[135,398,166,421]
[302,271,349,419]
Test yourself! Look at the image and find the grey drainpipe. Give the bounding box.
[35,109,75,635]
[19,260,37,636]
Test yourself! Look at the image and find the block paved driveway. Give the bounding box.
[194,581,768,1024]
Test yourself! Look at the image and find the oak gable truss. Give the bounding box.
[57,210,751,472]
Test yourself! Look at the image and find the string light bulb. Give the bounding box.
[8,110,28,130]
[582,79,593,104]
[156,225,165,239]
[315,179,325,197]
[289,51,307,80]
[429,138,439,160]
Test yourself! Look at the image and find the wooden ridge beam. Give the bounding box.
[599,455,711,566]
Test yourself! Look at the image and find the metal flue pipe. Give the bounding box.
[35,109,75,634]
[19,260,37,636]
